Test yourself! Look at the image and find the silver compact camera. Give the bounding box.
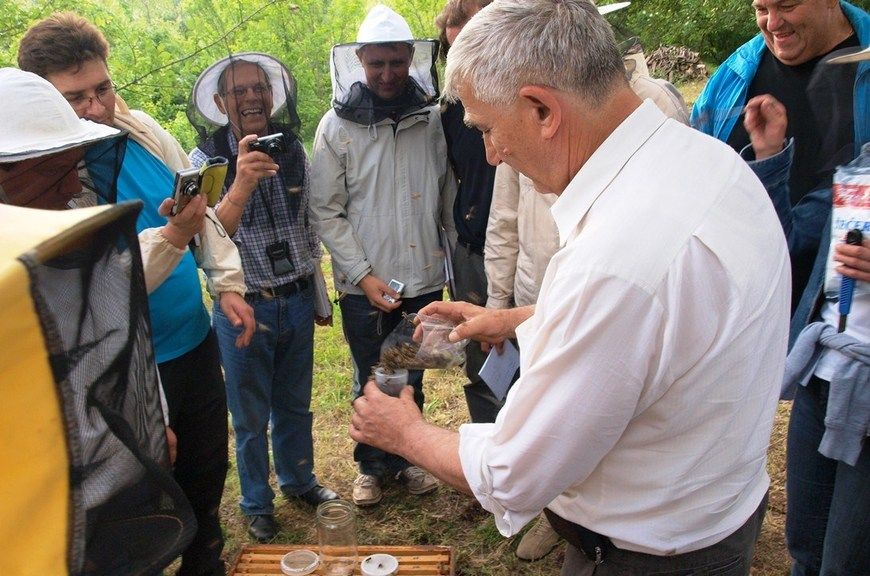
[383,279,405,304]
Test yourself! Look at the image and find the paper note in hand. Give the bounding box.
[478,340,520,402]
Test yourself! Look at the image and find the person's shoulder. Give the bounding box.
[129,109,163,131]
[315,108,345,136]
[631,77,689,123]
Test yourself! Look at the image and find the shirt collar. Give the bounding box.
[551,100,667,247]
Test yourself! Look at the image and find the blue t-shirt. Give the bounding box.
[91,140,210,363]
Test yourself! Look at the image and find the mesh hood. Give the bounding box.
[330,40,439,125]
[0,133,126,210]
[187,52,301,144]
[9,203,195,575]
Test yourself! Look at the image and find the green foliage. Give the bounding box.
[0,0,774,147]
[1,0,446,150]
[604,0,759,64]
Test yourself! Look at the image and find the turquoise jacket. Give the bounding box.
[691,0,870,160]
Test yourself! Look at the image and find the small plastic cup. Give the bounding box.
[360,553,399,576]
[373,367,408,397]
[280,549,319,575]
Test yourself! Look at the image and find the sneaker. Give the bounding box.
[396,465,438,495]
[516,512,561,561]
[352,474,383,506]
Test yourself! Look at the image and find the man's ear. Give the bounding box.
[518,85,561,140]
[213,93,226,115]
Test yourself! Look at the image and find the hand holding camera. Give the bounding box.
[171,156,228,215]
[233,134,281,196]
[159,193,206,249]
[247,133,287,158]
[358,274,403,312]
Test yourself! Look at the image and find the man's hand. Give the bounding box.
[744,94,787,160]
[165,425,178,466]
[159,194,207,249]
[834,237,870,283]
[315,314,334,327]
[358,274,401,312]
[350,380,471,494]
[233,134,279,199]
[218,292,256,347]
[350,381,423,455]
[416,300,528,345]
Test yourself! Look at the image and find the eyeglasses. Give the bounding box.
[65,82,116,115]
[222,83,272,99]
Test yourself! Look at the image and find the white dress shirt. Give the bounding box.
[458,101,791,555]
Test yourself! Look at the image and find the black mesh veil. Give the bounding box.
[0,133,126,210]
[18,202,195,575]
[329,39,440,125]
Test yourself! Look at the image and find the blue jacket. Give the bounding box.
[691,0,870,162]
[746,141,868,348]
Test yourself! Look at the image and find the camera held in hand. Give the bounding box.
[248,133,286,158]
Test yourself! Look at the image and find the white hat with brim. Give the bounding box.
[0,68,122,164]
[827,46,870,64]
[598,2,631,16]
[191,52,292,127]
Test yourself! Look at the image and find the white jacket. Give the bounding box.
[310,106,457,297]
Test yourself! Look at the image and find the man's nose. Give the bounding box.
[483,138,502,167]
[381,66,397,82]
[766,9,783,31]
[82,96,108,122]
[60,164,83,201]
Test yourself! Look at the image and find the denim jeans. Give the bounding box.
[214,285,317,516]
[560,494,767,575]
[452,243,505,423]
[786,376,870,576]
[340,290,442,477]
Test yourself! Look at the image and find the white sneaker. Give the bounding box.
[352,473,382,506]
[396,465,438,495]
[516,512,561,561]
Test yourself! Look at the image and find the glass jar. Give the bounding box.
[373,366,408,396]
[316,500,358,576]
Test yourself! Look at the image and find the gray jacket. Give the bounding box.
[309,105,457,297]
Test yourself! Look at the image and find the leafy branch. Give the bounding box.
[117,0,298,90]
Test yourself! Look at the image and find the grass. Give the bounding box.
[217,78,793,574]
[216,257,793,575]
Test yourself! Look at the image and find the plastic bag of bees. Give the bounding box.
[379,313,467,370]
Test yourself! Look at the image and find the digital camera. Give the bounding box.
[248,133,286,158]
[383,279,405,304]
[170,156,228,215]
[171,167,201,215]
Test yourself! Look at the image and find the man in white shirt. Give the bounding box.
[350,1,791,574]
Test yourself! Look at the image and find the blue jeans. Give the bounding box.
[786,376,870,576]
[214,286,317,516]
[340,290,442,477]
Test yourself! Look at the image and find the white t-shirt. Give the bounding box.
[458,101,791,555]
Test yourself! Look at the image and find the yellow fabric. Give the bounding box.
[0,203,126,575]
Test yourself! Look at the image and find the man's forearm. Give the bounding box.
[399,420,471,495]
